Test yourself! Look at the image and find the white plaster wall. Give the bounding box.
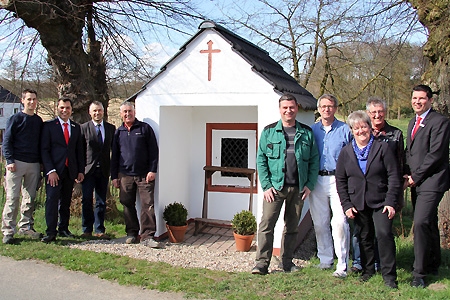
[135,27,317,246]
[0,103,21,130]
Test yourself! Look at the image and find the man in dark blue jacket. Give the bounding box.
[111,101,161,248]
[2,89,43,244]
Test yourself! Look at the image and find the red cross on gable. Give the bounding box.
[200,40,221,81]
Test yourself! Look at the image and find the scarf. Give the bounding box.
[352,135,374,161]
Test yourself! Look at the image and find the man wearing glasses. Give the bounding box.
[351,97,405,273]
[309,94,352,278]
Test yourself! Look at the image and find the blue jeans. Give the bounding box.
[81,168,109,234]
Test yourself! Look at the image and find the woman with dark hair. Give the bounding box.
[335,110,401,289]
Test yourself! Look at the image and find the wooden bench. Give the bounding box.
[193,166,256,235]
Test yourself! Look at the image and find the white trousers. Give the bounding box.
[309,175,350,272]
[1,160,40,236]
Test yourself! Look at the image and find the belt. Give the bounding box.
[319,170,335,176]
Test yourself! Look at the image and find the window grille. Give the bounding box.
[220,138,248,177]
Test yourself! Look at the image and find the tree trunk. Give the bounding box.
[1,1,109,122]
[408,0,450,118]
[438,191,450,249]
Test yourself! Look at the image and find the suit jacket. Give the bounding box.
[336,139,401,213]
[41,118,85,180]
[81,120,116,177]
[405,109,450,192]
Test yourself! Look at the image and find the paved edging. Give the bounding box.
[0,255,186,300]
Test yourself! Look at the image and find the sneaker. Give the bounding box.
[283,263,301,273]
[332,270,347,278]
[2,235,13,244]
[125,236,138,244]
[18,229,43,239]
[316,263,333,270]
[251,264,268,275]
[141,238,163,248]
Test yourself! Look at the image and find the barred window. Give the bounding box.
[221,138,248,177]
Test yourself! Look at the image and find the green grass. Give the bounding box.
[1,196,450,299]
[1,123,450,299]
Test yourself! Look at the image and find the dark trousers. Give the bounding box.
[355,206,396,282]
[255,186,303,267]
[81,168,108,234]
[119,173,156,241]
[412,189,443,278]
[45,167,74,235]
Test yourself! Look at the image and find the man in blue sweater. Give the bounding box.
[111,101,161,248]
[2,89,43,244]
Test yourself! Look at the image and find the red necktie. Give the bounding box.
[411,116,422,140]
[63,123,69,166]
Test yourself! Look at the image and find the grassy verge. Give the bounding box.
[1,204,449,299]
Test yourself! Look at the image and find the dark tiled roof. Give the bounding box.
[131,21,316,110]
[0,86,20,103]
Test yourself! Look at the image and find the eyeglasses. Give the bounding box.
[319,105,336,110]
[368,110,385,115]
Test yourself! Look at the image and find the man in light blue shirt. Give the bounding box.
[309,94,352,278]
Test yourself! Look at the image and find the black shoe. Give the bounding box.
[411,277,425,288]
[58,230,75,238]
[360,274,373,282]
[384,280,398,289]
[41,235,56,243]
[251,264,268,275]
[283,263,301,273]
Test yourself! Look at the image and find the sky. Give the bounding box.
[0,0,428,81]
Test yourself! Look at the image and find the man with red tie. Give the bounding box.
[405,84,450,287]
[41,98,85,242]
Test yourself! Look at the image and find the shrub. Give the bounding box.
[231,210,257,235]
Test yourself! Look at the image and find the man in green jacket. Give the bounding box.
[252,94,319,275]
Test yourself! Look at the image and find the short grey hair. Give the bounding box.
[317,94,338,107]
[366,97,386,111]
[347,110,372,129]
[120,101,135,109]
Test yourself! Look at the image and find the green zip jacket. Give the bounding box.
[257,119,319,192]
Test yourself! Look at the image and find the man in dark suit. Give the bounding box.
[80,101,116,239]
[405,84,450,288]
[40,98,85,242]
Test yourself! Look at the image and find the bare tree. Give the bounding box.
[0,1,202,122]
[220,0,424,112]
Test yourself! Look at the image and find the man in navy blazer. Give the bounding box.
[80,101,116,238]
[40,98,85,242]
[405,84,450,287]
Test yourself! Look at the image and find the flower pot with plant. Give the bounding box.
[163,202,188,243]
[231,210,257,251]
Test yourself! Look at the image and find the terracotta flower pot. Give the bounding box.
[233,231,255,252]
[166,223,188,243]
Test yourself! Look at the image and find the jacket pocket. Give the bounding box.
[300,140,311,161]
[377,183,387,193]
[266,140,281,159]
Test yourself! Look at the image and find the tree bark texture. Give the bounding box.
[408,0,450,118]
[0,0,110,122]
[408,1,450,249]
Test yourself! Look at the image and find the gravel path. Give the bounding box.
[69,230,316,273]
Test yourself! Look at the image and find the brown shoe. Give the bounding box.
[81,232,92,238]
[94,233,111,240]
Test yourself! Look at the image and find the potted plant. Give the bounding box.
[163,202,188,243]
[231,210,257,251]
